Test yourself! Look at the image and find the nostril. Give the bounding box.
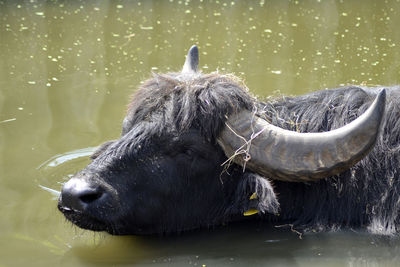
[79,190,103,204]
[60,178,106,211]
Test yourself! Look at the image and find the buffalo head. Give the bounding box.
[58,46,385,235]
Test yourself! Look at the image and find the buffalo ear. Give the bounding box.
[226,172,279,216]
[91,140,115,160]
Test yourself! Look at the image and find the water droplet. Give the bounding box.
[271,70,282,74]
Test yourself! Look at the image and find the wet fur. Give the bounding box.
[61,66,400,236]
[125,74,400,235]
[261,86,400,235]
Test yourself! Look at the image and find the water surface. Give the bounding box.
[1,0,400,266]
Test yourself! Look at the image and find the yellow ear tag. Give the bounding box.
[243,209,259,216]
[249,192,257,200]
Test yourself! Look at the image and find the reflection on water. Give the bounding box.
[38,185,60,198]
[1,0,400,266]
[38,147,97,169]
[38,146,98,199]
[51,220,400,266]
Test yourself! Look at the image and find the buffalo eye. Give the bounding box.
[183,147,195,158]
[167,144,197,159]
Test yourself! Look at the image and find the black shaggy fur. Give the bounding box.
[123,73,254,139]
[123,73,400,234]
[59,68,400,235]
[260,86,400,235]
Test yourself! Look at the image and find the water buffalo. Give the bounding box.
[58,46,398,236]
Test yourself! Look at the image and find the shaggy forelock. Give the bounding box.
[124,72,255,141]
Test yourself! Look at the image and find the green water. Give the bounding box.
[1,0,400,266]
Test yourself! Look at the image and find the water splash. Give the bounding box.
[37,146,98,199]
[38,185,61,198]
[37,146,97,170]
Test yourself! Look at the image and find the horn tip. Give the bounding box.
[378,88,386,101]
[189,45,198,52]
[182,45,199,74]
[376,88,386,116]
[188,45,199,65]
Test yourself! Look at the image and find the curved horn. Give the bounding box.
[182,45,199,74]
[217,89,386,182]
